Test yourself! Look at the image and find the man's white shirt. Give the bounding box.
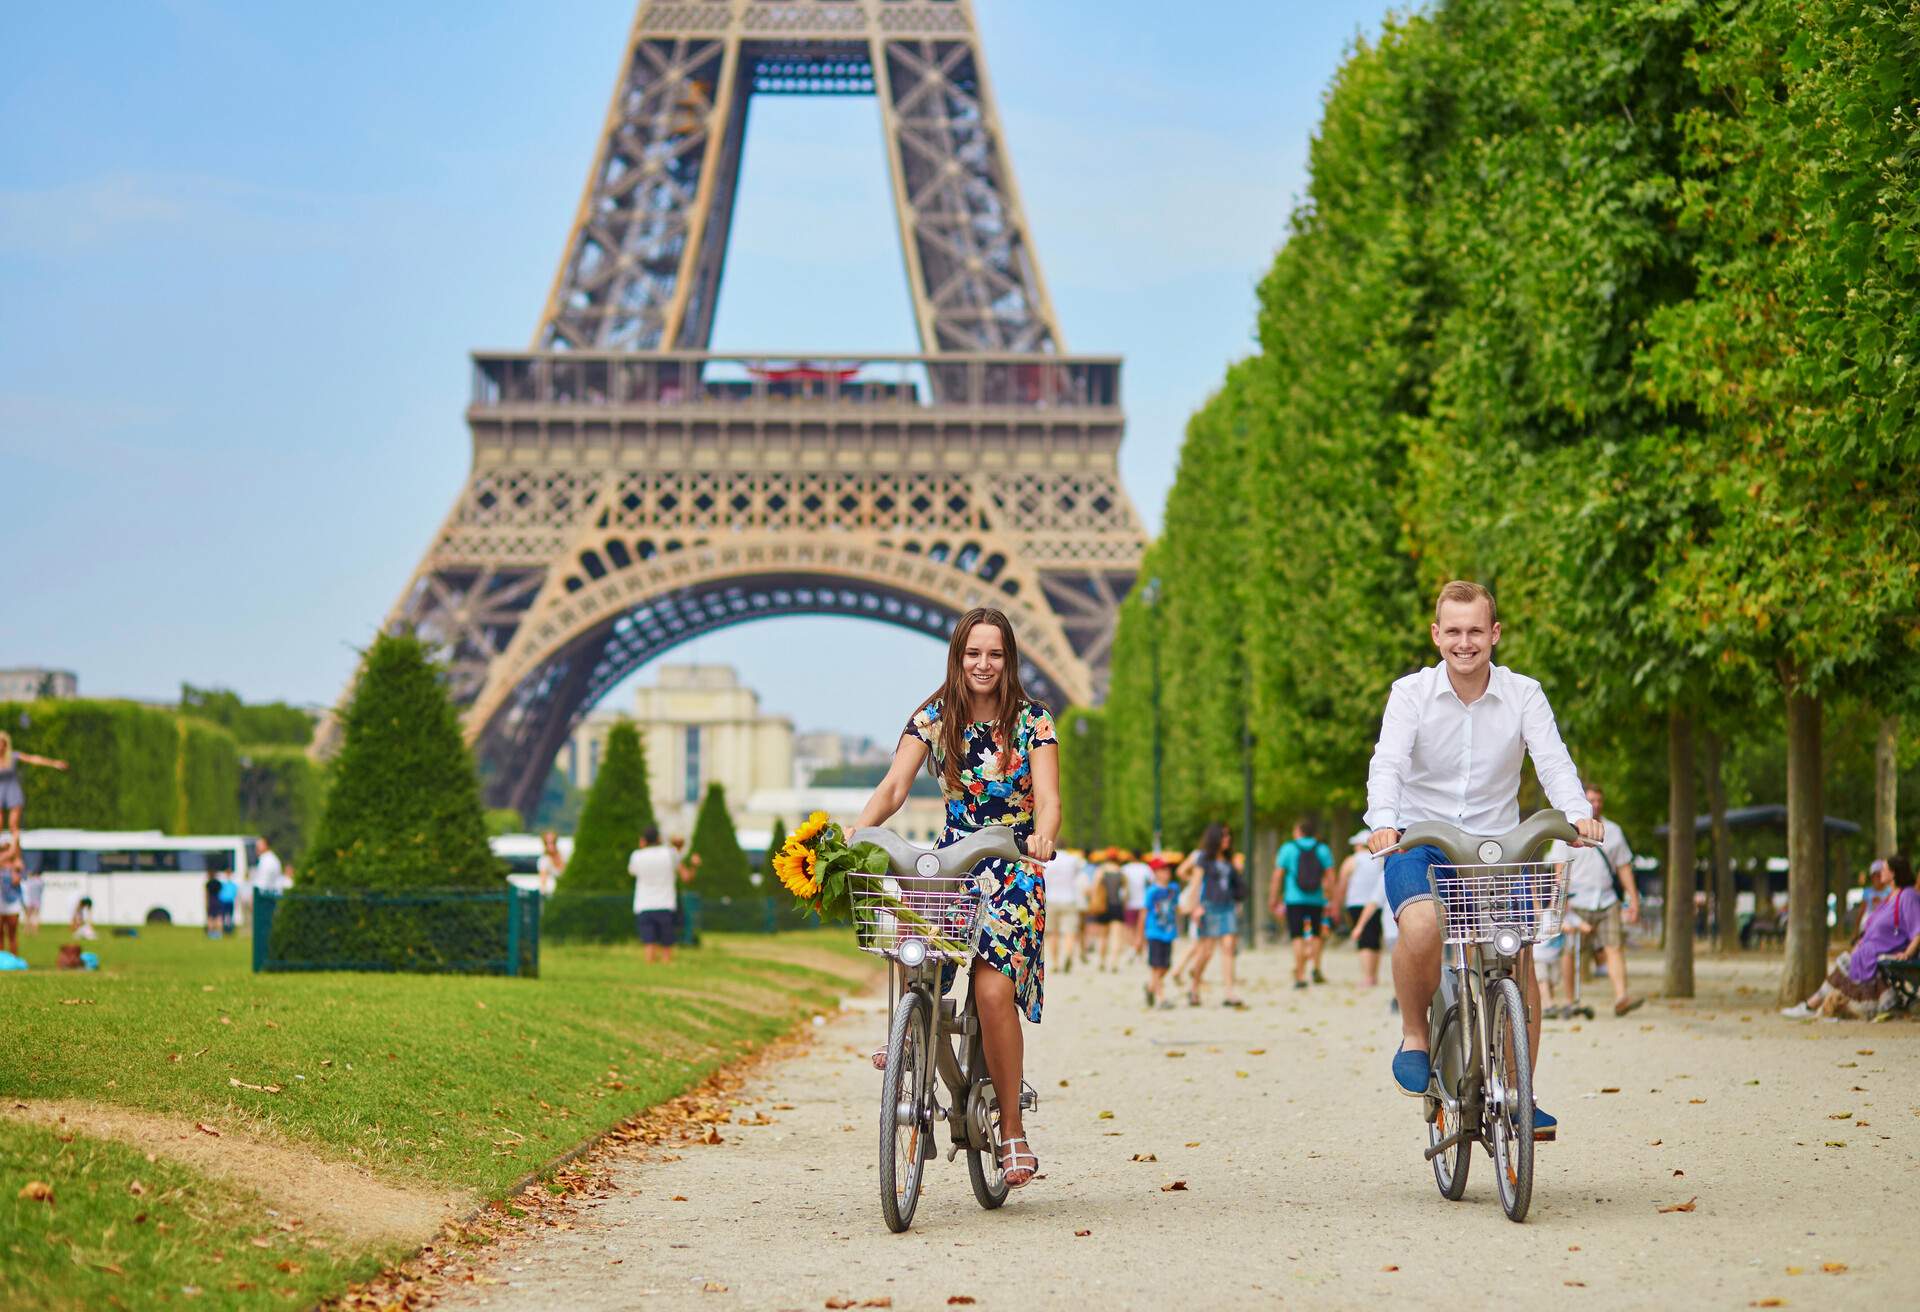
[1548,819,1632,910]
[253,850,286,893]
[1364,662,1593,835]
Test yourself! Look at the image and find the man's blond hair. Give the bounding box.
[1434,580,1498,626]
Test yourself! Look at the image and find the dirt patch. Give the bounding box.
[5,1099,469,1249]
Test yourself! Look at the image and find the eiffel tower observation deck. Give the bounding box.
[334,0,1149,814]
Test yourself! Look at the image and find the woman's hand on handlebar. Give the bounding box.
[1367,827,1401,855]
[1026,834,1055,863]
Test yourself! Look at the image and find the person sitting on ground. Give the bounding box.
[1782,853,1920,1020]
[70,895,97,941]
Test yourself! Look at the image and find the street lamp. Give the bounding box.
[1141,576,1164,853]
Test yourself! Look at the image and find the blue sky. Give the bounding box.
[2,0,1388,745]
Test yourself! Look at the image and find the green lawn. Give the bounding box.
[0,925,872,1310]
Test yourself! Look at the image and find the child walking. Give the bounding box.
[1142,856,1180,1008]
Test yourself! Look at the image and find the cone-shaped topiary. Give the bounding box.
[688,781,753,901]
[763,815,787,877]
[545,720,655,941]
[304,633,499,890]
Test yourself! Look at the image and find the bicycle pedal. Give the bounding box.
[1018,1081,1038,1112]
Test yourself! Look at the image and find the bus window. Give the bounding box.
[98,849,209,873]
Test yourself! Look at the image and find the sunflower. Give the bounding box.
[773,843,820,898]
[791,810,831,845]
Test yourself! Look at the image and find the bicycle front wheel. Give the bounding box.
[1488,976,1535,1222]
[878,989,932,1233]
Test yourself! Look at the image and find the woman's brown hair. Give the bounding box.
[919,607,1036,791]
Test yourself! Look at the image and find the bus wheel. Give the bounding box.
[145,908,172,925]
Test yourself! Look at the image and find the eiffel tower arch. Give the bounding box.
[334,0,1149,815]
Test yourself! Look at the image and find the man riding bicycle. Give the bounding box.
[1364,581,1602,1141]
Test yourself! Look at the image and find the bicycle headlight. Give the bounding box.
[1478,840,1504,864]
[897,937,928,968]
[1493,927,1523,959]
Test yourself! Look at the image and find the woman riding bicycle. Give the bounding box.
[852,606,1060,1189]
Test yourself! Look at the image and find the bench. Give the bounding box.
[1880,957,1920,1014]
[1741,911,1787,949]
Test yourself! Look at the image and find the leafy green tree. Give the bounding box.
[302,633,499,890]
[179,684,316,748]
[239,746,326,860]
[1055,706,1104,851]
[546,721,655,940]
[689,782,753,901]
[485,808,525,836]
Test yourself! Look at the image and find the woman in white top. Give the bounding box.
[537,830,566,896]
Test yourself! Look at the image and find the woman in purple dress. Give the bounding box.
[1781,853,1920,1020]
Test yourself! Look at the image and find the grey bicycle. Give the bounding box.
[1396,810,1575,1223]
[850,826,1038,1234]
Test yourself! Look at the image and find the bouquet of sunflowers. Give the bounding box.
[771,811,971,957]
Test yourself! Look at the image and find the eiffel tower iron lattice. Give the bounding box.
[333,0,1149,815]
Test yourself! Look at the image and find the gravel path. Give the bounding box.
[435,943,1917,1311]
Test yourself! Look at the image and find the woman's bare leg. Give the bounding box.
[970,961,1033,1183]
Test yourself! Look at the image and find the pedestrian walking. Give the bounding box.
[1545,783,1643,1017]
[20,848,43,936]
[1340,829,1387,988]
[538,829,566,897]
[1142,856,1180,1008]
[1178,822,1246,1008]
[630,824,697,964]
[1042,846,1084,972]
[1095,851,1128,971]
[253,836,286,895]
[850,605,1060,1188]
[204,869,224,937]
[1121,849,1152,963]
[1273,818,1335,989]
[0,732,68,850]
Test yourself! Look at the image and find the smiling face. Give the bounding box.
[961,622,1007,705]
[1431,595,1500,681]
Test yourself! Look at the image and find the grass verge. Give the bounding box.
[1,925,872,1309]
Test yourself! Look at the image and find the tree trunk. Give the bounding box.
[1664,707,1696,998]
[1779,687,1827,1004]
[1704,730,1736,954]
[1874,715,1899,859]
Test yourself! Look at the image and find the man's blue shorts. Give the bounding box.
[1384,844,1447,919]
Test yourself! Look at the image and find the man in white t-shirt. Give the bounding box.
[253,837,287,894]
[1042,848,1085,972]
[630,826,698,964]
[1340,830,1388,989]
[1120,853,1153,962]
[1546,783,1642,1017]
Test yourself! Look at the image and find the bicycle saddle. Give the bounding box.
[849,826,1026,880]
[1396,810,1578,867]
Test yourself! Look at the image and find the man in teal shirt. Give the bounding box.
[1271,819,1335,989]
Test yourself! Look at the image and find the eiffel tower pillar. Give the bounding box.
[324,1,1148,815]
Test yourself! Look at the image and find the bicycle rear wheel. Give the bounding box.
[1488,976,1535,1222]
[879,990,932,1233]
[1427,991,1471,1201]
[964,1026,1010,1210]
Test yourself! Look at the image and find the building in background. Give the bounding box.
[793,730,893,787]
[0,668,77,701]
[565,664,943,850]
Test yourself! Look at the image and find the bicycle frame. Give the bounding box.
[1425,938,1525,1162]
[887,958,997,1157]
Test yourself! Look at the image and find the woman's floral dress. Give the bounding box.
[904,699,1057,1022]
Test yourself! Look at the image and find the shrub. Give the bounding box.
[689,782,753,901]
[239,747,327,861]
[177,717,242,834]
[546,720,655,942]
[300,633,499,891]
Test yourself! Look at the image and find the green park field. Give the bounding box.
[1,926,872,1310]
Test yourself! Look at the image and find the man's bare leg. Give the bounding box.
[1392,901,1442,1052]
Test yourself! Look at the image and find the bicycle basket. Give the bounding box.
[1428,862,1565,947]
[851,869,982,962]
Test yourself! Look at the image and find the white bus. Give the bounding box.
[489,833,573,895]
[21,829,258,929]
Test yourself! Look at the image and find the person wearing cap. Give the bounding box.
[1855,857,1893,934]
[1338,829,1387,988]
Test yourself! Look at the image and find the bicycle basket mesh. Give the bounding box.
[1428,862,1565,946]
[851,870,982,960]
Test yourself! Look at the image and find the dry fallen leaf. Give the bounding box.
[17,1181,53,1204]
[1827,1112,1852,1120]
[1821,1263,1846,1275]
[700,1126,724,1145]
[1825,1140,1847,1148]
[1166,1051,1186,1059]
[1785,1267,1803,1276]
[1247,1048,1267,1055]
[1672,1169,1685,1177]
[1750,1300,1784,1308]
[228,1078,282,1094]
[702,1282,727,1293]
[1161,1180,1188,1192]
[1235,1071,1249,1079]
[1130,1153,1158,1162]
[127,1179,146,1197]
[774,1103,795,1111]
[947,1300,977,1307]
[1565,1281,1587,1288]
[1657,1197,1698,1214]
[1649,1139,1662,1146]
[1689,1098,1707,1105]
[1381,1264,1399,1273]
[1600,1087,1621,1094]
[1184,1141,1201,1148]
[1097,1110,1115,1120]
[195,1123,221,1137]
[670,1195,688,1202]
[1855,1049,1873,1056]
[1074,1229,1091,1237]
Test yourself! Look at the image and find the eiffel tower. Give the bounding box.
[340,0,1148,814]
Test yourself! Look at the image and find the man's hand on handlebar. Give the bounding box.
[1573,817,1605,844]
[1367,827,1401,855]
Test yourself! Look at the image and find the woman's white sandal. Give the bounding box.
[999,1135,1039,1188]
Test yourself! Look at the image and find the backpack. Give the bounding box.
[1084,870,1108,917]
[1291,840,1326,896]
[1101,868,1126,912]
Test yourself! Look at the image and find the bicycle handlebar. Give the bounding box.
[849,826,1027,880]
[1392,809,1580,867]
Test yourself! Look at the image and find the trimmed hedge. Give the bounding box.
[1057,706,1105,852]
[547,720,655,942]
[177,717,242,834]
[239,747,327,861]
[0,699,253,833]
[255,888,539,976]
[689,782,753,901]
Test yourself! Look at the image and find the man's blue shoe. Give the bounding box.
[1533,1106,1557,1142]
[1391,1045,1430,1096]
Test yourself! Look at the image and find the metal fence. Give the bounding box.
[252,888,541,977]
